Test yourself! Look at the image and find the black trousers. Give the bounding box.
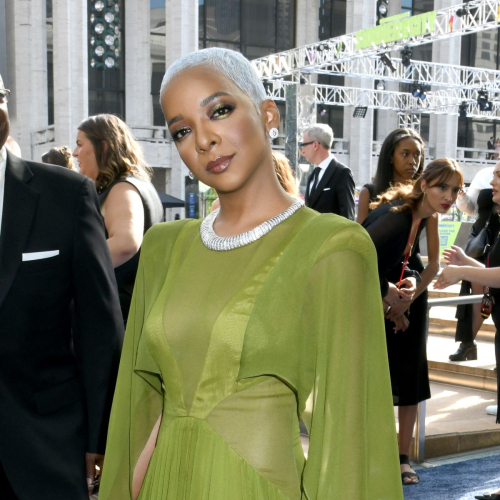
[0,463,18,500]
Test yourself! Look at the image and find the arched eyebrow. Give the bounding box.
[199,91,231,108]
[167,92,232,127]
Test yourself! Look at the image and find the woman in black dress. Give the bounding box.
[73,114,163,323]
[435,162,500,500]
[363,158,463,485]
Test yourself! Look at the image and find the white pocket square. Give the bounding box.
[22,250,60,261]
[323,187,331,191]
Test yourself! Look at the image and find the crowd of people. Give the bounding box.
[0,46,499,500]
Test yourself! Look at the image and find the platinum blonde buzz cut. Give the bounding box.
[160,48,268,110]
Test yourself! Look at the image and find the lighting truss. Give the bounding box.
[252,0,500,80]
[311,56,500,94]
[265,82,500,120]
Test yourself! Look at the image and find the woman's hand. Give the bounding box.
[391,314,410,333]
[443,245,468,267]
[384,282,401,310]
[434,265,463,289]
[385,300,410,321]
[396,277,416,303]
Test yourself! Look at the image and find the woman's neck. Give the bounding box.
[214,170,296,238]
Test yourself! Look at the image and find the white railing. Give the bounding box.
[130,125,172,143]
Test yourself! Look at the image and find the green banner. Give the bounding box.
[355,11,437,50]
[438,221,462,256]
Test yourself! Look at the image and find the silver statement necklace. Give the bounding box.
[200,200,303,251]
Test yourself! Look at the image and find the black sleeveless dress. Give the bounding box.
[363,187,431,406]
[99,176,163,323]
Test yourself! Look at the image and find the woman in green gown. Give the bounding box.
[99,48,403,500]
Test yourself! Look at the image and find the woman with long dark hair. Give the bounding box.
[363,158,463,485]
[99,47,403,500]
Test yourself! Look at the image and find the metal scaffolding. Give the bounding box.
[267,82,500,120]
[252,0,500,80]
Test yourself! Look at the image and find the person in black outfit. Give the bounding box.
[0,76,123,499]
[300,123,355,220]
[363,158,463,485]
[73,114,163,323]
[450,166,495,361]
[488,137,495,160]
[435,163,500,500]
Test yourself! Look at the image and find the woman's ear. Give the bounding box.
[261,99,280,132]
[420,179,427,193]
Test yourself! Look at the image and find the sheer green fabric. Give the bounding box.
[99,207,403,499]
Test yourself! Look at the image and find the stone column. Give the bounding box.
[164,0,198,212]
[343,0,376,185]
[5,0,48,159]
[52,0,88,149]
[296,0,319,47]
[125,0,152,126]
[429,0,460,160]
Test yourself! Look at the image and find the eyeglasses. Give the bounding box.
[0,89,10,104]
[299,141,315,149]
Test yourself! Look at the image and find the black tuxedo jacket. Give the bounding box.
[305,157,355,220]
[0,152,123,499]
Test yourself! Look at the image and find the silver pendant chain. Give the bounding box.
[200,200,303,251]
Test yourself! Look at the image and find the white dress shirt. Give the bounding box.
[456,166,494,216]
[309,154,334,194]
[0,146,6,239]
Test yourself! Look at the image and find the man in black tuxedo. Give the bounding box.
[301,123,355,220]
[0,76,123,499]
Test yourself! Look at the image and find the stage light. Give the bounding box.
[380,53,396,73]
[412,82,428,100]
[353,106,368,118]
[319,106,327,117]
[401,46,412,68]
[376,81,385,91]
[477,90,492,111]
[376,0,389,25]
[89,1,121,71]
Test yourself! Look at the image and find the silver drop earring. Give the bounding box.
[269,127,279,140]
[421,192,426,208]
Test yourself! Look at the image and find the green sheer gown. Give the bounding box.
[99,207,403,500]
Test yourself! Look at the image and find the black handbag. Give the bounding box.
[464,221,490,259]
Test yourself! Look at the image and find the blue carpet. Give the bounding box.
[403,455,500,500]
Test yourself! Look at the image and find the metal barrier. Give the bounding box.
[413,294,485,463]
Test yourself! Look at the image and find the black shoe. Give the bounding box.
[399,454,419,485]
[475,495,500,499]
[449,342,477,361]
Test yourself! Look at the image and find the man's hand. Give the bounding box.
[86,452,104,495]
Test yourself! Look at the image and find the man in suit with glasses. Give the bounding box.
[0,75,123,499]
[300,123,355,220]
